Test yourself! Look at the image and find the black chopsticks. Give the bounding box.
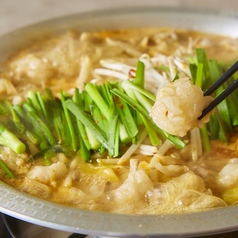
[198,61,238,120]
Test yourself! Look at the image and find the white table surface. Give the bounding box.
[1,0,238,35]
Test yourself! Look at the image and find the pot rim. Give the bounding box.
[0,6,238,237]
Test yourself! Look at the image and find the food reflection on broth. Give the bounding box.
[0,28,238,214]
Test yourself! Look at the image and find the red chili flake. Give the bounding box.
[113,96,119,103]
[0,115,11,122]
[128,69,136,78]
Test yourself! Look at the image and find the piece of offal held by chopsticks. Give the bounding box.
[150,61,238,137]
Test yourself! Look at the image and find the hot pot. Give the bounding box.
[0,7,238,238]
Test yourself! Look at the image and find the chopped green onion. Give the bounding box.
[0,124,26,154]
[85,83,112,120]
[23,103,57,146]
[36,91,49,120]
[78,132,91,162]
[195,63,204,88]
[108,113,120,157]
[134,61,145,88]
[64,99,112,154]
[27,91,42,114]
[0,160,14,178]
[121,80,156,101]
[5,100,25,134]
[189,63,197,83]
[141,116,161,146]
[85,126,101,150]
[119,123,130,144]
[115,97,138,139]
[215,87,232,134]
[200,125,210,152]
[73,89,91,150]
[60,91,77,151]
